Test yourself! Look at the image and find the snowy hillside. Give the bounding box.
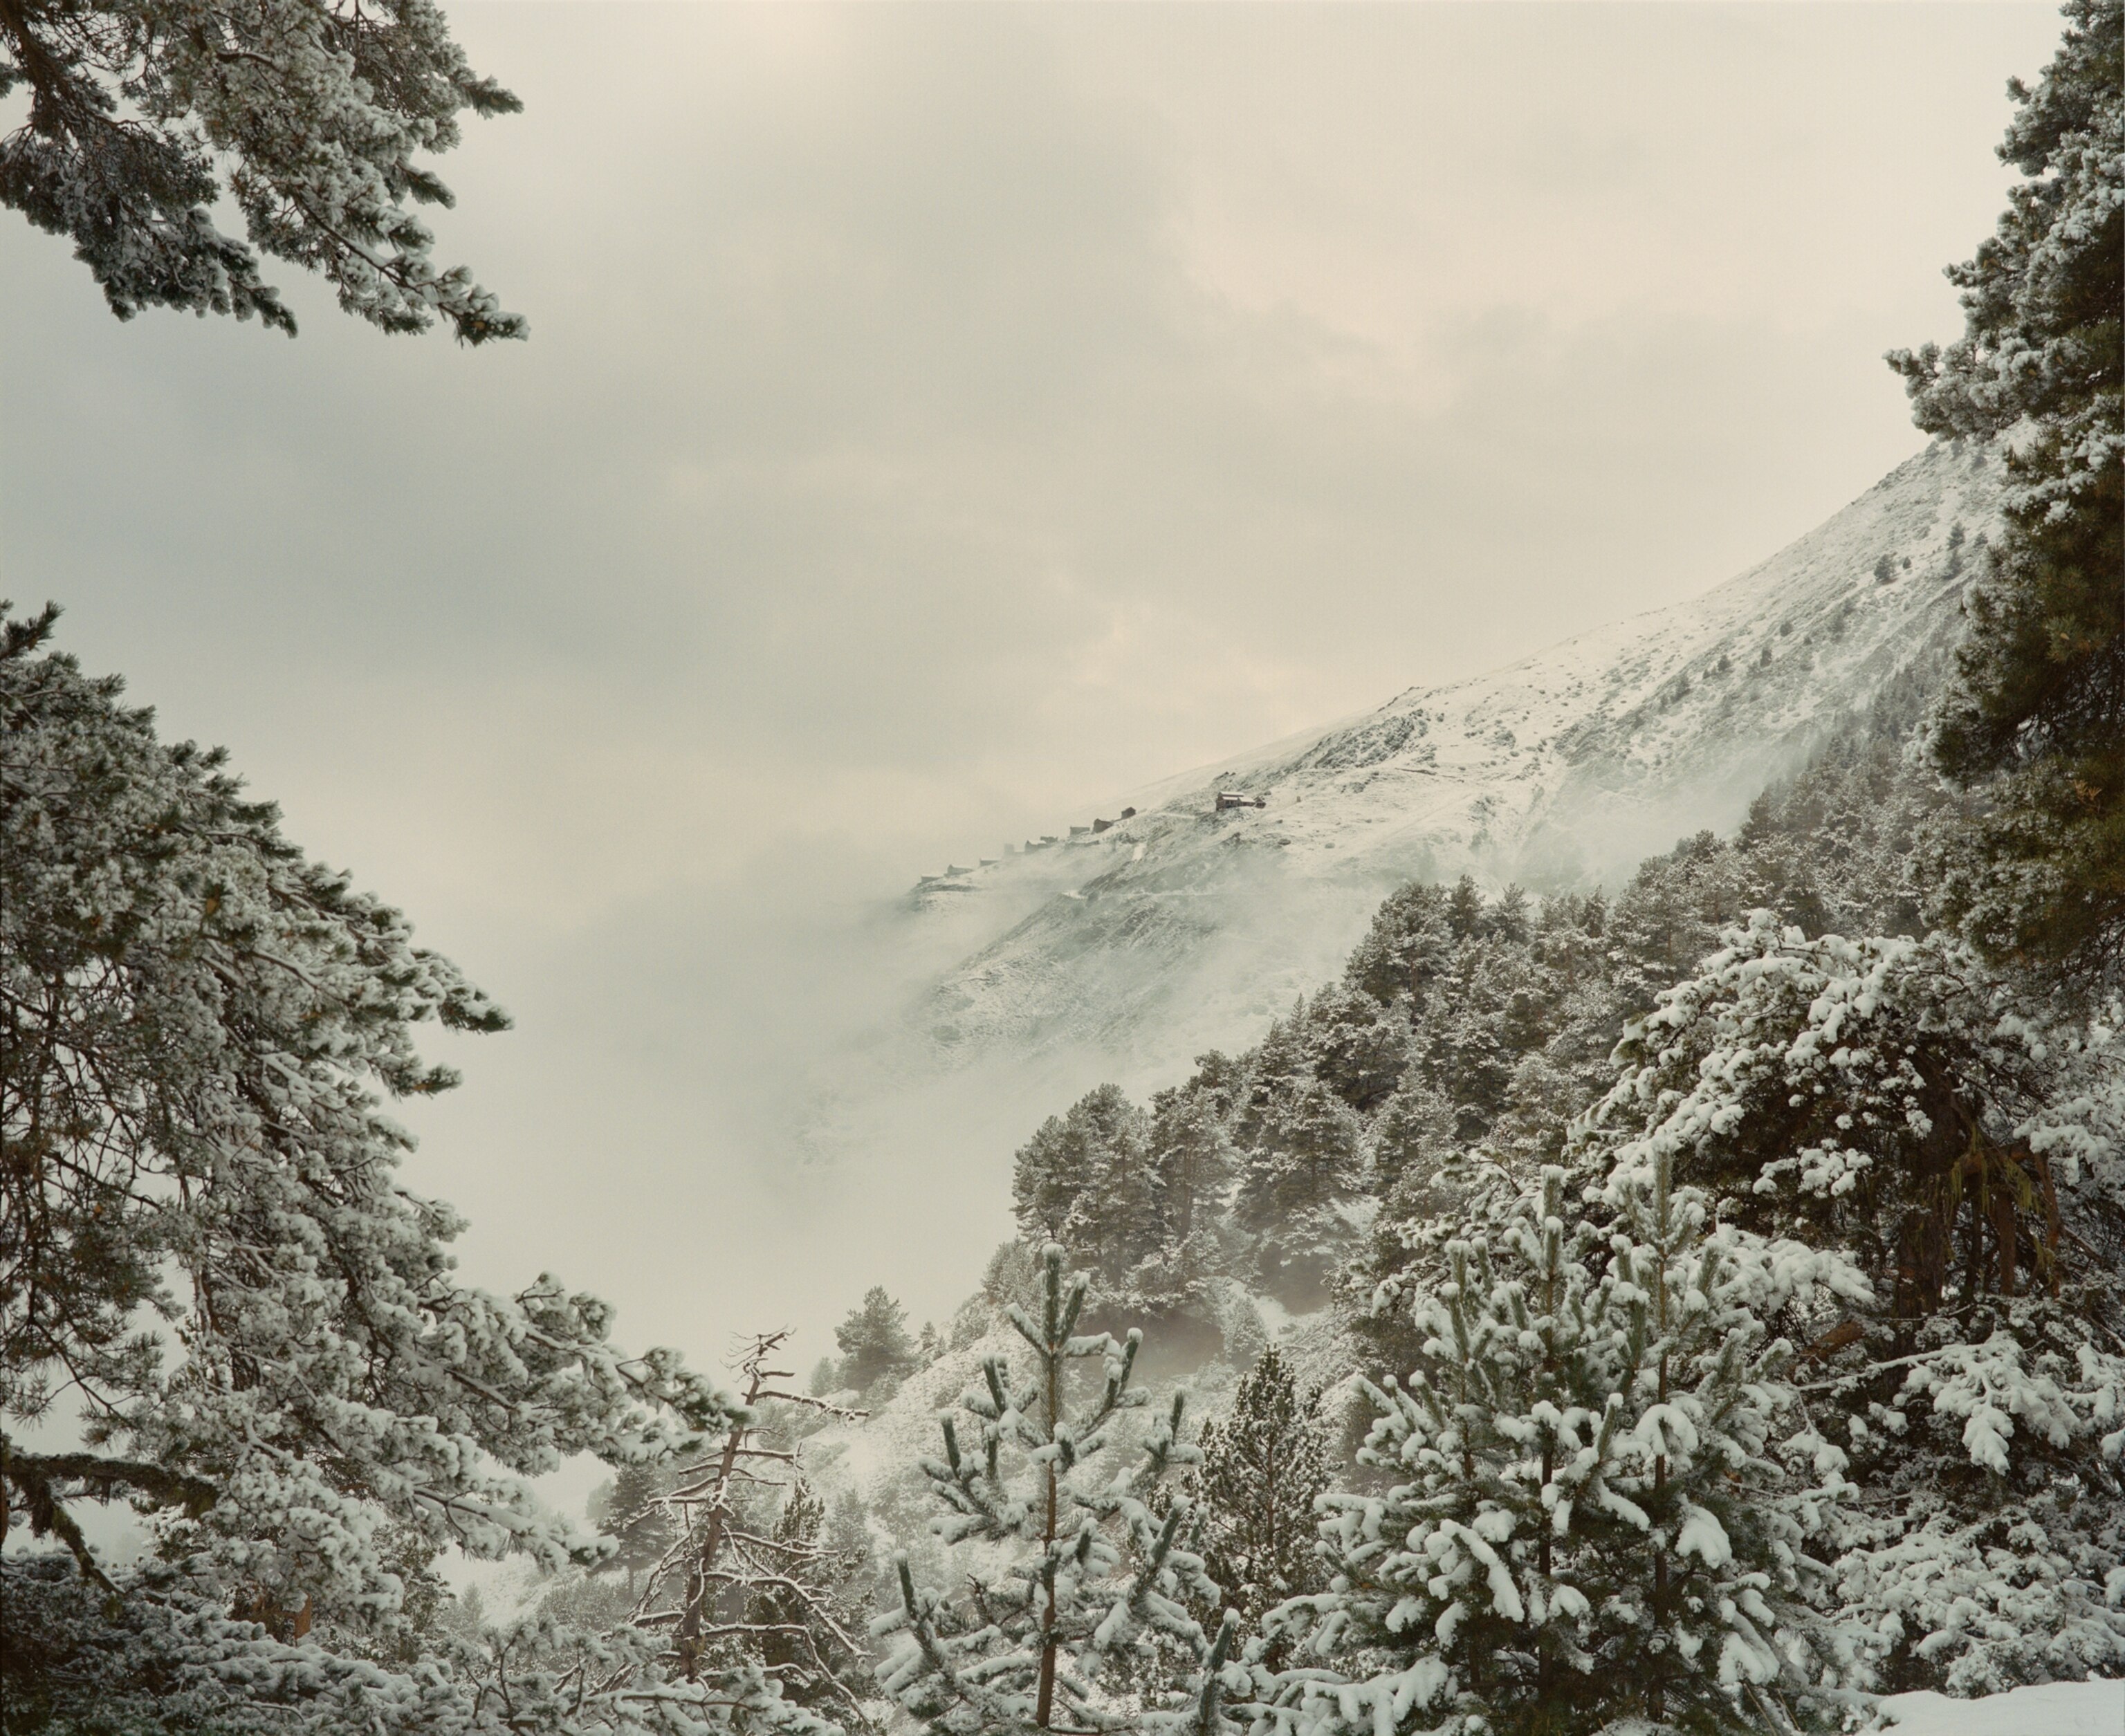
[905,440,2000,1077]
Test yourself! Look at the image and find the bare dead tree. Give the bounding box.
[626,1332,875,1726]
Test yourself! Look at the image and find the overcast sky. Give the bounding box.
[0,2,2067,1391]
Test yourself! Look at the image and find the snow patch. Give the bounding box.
[1876,1676,2124,1735]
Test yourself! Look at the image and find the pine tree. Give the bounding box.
[1076,1107,1167,1297]
[1013,1085,1162,1293]
[1182,1348,1328,1643]
[1261,1165,1864,1736]
[1587,916,2119,1329]
[1299,984,1409,1114]
[1581,915,2125,1694]
[1148,1071,1236,1253]
[598,1460,679,1583]
[1408,934,1531,1138]
[0,607,755,1733]
[874,1244,1229,1733]
[1078,1080,1234,1329]
[0,3,525,338]
[1446,874,1487,941]
[836,1288,918,1396]
[1366,1080,1455,1199]
[1342,880,1455,1009]
[1888,0,2124,983]
[1489,884,1531,945]
[825,1486,874,1571]
[1230,1063,1363,1300]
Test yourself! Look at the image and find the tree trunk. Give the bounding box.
[678,1364,760,1677]
[1034,1347,1060,1727]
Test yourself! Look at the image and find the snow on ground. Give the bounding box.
[1251,1293,1301,1342]
[1875,1676,2123,1735]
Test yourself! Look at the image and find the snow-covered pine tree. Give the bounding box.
[1446,874,1487,942]
[0,0,526,338]
[1149,1062,1240,1251]
[1581,915,2125,1694]
[1259,1162,1866,1736]
[1231,1018,1366,1302]
[1181,1347,1328,1647]
[1365,1080,1457,1203]
[1404,919,1551,1144]
[875,1244,1229,1733]
[1889,0,2124,982]
[0,607,753,1733]
[1342,880,1457,1010]
[836,1289,919,1398]
[1298,985,1409,1116]
[1013,1085,1164,1297]
[1124,1079,1235,1322]
[599,1460,681,1584]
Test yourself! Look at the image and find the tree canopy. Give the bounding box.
[0,0,524,338]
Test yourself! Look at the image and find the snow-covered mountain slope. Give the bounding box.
[904,440,2000,1079]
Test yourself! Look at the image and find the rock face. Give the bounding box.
[910,439,2000,1080]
